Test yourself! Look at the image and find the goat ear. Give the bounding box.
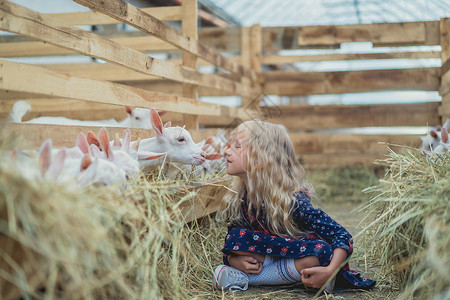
[90,144,102,158]
[125,106,133,116]
[113,132,122,150]
[133,138,141,151]
[151,108,164,136]
[138,151,166,160]
[76,133,90,155]
[87,131,100,148]
[39,139,52,174]
[430,130,438,139]
[441,127,448,143]
[81,154,92,171]
[99,127,113,159]
[158,110,167,117]
[46,149,66,180]
[204,153,223,160]
[122,128,131,152]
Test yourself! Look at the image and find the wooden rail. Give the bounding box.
[0,0,448,168]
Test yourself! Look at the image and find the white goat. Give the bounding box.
[10,100,158,129]
[38,138,129,187]
[131,109,208,173]
[421,119,450,151]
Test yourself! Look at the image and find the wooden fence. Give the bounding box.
[0,0,449,168]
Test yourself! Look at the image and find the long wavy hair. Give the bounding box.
[217,119,314,238]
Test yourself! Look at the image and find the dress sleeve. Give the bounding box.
[292,192,353,254]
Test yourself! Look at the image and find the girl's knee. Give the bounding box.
[231,251,266,263]
[294,255,320,272]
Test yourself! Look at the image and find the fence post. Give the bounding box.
[182,0,199,129]
[241,25,262,114]
[440,18,450,121]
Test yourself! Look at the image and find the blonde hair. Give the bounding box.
[217,119,313,238]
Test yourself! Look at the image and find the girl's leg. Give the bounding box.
[294,255,320,274]
[231,250,266,264]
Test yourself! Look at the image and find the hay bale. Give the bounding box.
[0,130,231,299]
[358,146,450,299]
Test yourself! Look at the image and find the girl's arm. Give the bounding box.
[292,192,353,256]
[300,248,347,288]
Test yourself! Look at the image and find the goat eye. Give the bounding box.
[177,137,185,142]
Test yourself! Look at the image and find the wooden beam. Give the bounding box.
[1,122,223,149]
[263,22,440,52]
[262,51,441,65]
[49,6,183,25]
[181,0,199,130]
[3,22,438,54]
[263,68,440,96]
[0,59,221,116]
[0,60,257,120]
[290,132,422,154]
[0,1,258,99]
[0,36,176,57]
[439,93,450,120]
[73,0,257,81]
[179,178,231,223]
[297,22,427,47]
[264,102,440,130]
[0,98,127,121]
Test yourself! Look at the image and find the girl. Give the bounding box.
[213,119,375,293]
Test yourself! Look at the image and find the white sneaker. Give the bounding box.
[213,265,249,292]
[324,277,336,293]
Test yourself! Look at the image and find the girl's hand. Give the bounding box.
[300,266,334,289]
[228,255,263,274]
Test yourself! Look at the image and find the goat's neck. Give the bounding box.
[138,137,166,152]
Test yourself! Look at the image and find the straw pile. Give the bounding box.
[0,131,231,299]
[357,146,450,300]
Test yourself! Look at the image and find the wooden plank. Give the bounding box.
[440,18,450,64]
[262,51,441,65]
[298,22,427,47]
[300,153,385,168]
[289,132,422,154]
[264,102,441,130]
[0,36,175,57]
[42,62,160,82]
[3,22,437,54]
[0,1,258,99]
[440,18,450,100]
[73,0,257,81]
[1,122,222,149]
[49,6,183,25]
[0,98,126,121]
[180,179,231,223]
[263,68,440,96]
[263,22,440,52]
[0,60,257,121]
[240,27,252,108]
[181,0,199,130]
[439,93,450,120]
[0,59,221,116]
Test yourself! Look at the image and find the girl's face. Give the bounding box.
[225,129,248,179]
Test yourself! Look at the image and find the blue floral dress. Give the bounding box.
[221,190,376,290]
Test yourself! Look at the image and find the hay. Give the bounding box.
[0,129,230,299]
[0,127,382,300]
[357,146,450,299]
